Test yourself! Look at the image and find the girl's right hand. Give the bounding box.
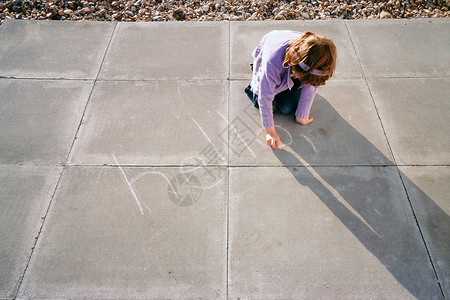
[265,126,281,149]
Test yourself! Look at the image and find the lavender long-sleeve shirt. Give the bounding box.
[250,30,318,128]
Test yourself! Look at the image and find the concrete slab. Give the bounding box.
[0,79,93,165]
[18,166,227,298]
[368,78,450,165]
[346,19,450,77]
[230,20,362,80]
[0,20,114,79]
[400,166,450,299]
[98,22,229,80]
[229,166,442,299]
[228,79,393,166]
[69,80,228,165]
[0,166,62,298]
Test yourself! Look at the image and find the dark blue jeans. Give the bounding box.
[244,79,302,115]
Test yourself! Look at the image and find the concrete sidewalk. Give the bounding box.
[0,18,449,299]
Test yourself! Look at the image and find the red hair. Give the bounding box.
[283,31,337,86]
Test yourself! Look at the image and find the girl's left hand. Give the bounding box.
[296,115,314,125]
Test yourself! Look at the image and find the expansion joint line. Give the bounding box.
[13,23,118,298]
[66,22,117,165]
[344,21,445,298]
[397,170,446,298]
[226,20,231,299]
[13,165,66,298]
[343,21,396,165]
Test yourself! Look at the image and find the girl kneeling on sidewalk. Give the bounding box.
[245,30,337,149]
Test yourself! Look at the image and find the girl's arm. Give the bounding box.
[295,84,318,125]
[258,63,283,148]
[258,63,279,129]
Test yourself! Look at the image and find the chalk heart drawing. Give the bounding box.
[168,172,202,207]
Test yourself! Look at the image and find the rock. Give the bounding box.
[300,11,309,18]
[380,10,392,18]
[246,11,258,20]
[365,6,374,13]
[173,7,185,20]
[0,0,446,24]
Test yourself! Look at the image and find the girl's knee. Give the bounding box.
[278,102,296,114]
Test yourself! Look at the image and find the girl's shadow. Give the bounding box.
[272,94,449,299]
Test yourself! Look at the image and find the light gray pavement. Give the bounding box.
[0,18,448,299]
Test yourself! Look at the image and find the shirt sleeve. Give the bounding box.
[258,62,279,128]
[295,84,318,119]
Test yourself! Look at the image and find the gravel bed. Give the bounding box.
[0,0,449,25]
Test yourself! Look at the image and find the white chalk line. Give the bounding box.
[216,111,257,158]
[192,118,226,163]
[172,85,183,120]
[134,187,153,214]
[112,153,145,215]
[114,154,221,216]
[300,134,318,155]
[182,173,225,190]
[177,84,184,107]
[130,171,178,198]
[64,87,77,101]
[96,168,105,184]
[172,111,181,120]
